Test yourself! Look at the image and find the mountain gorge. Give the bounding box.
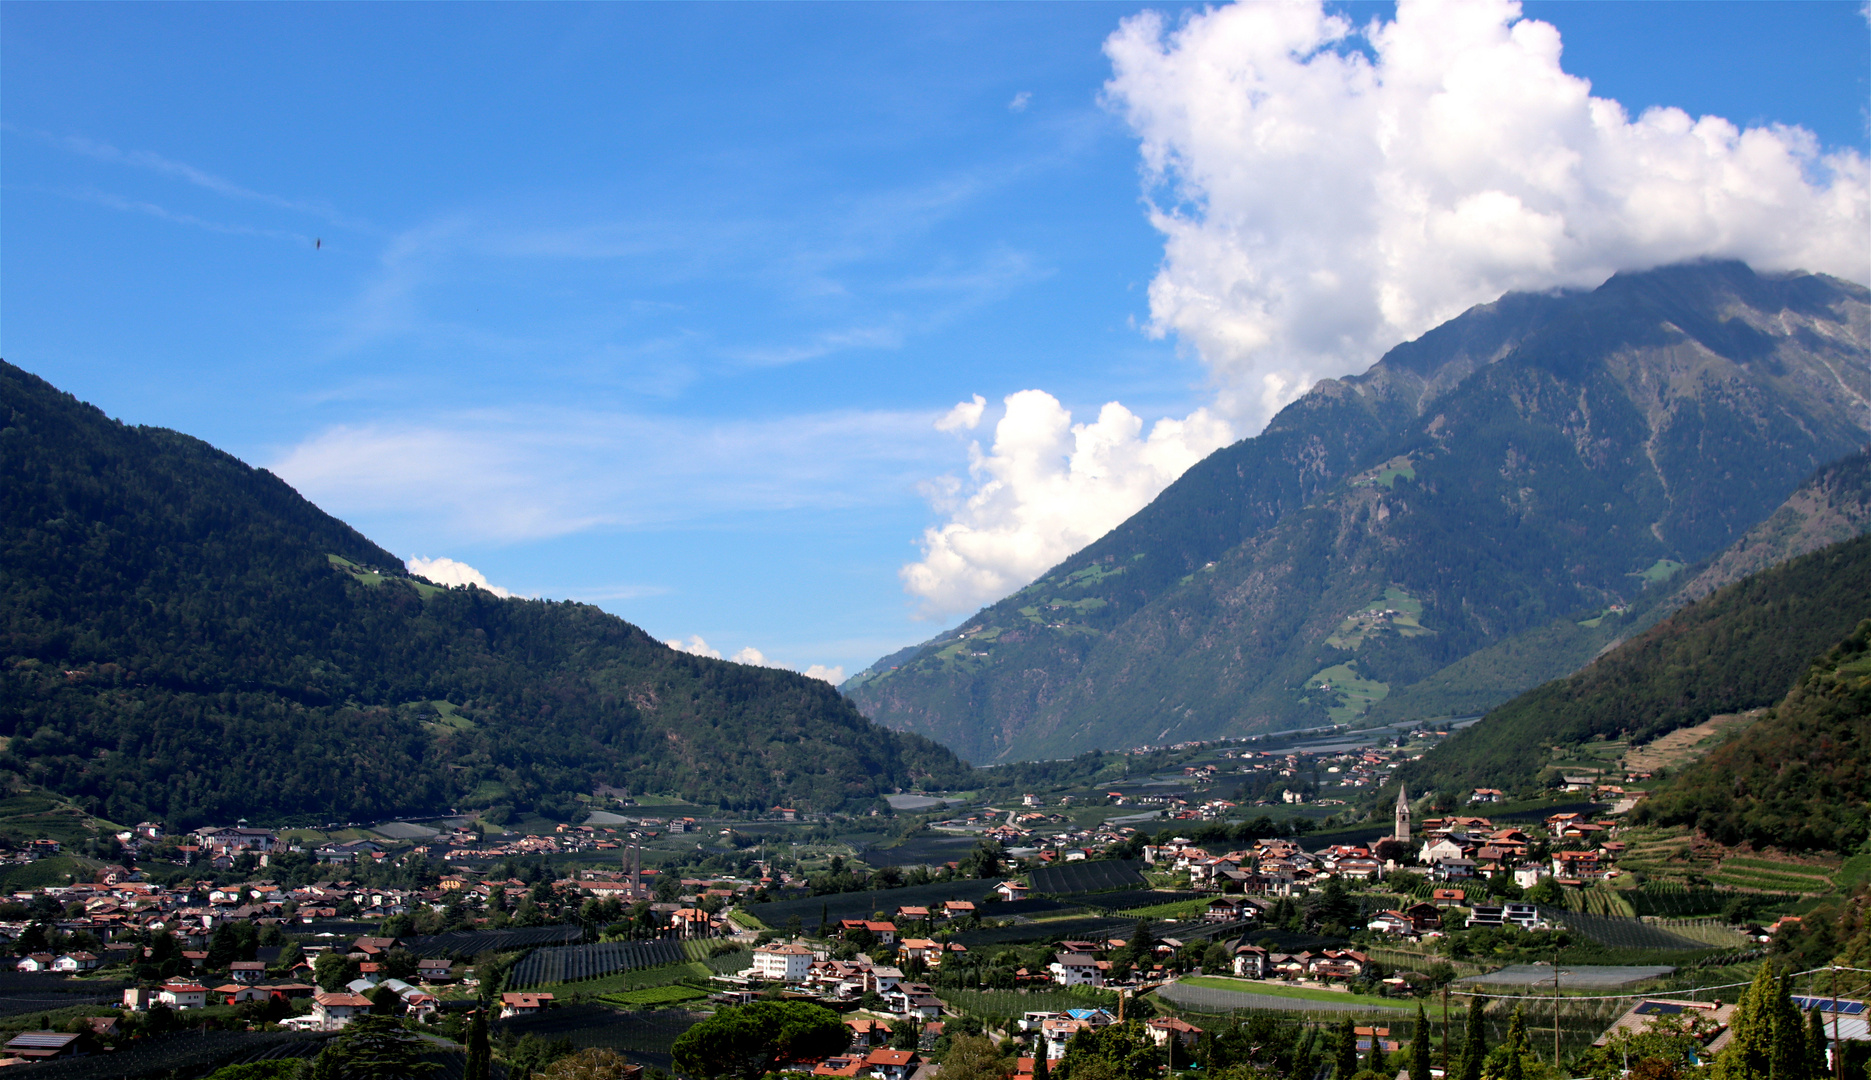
[846,262,1871,763]
[0,362,972,828]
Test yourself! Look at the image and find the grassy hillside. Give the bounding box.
[1635,619,1871,852]
[0,361,972,828]
[1393,534,1871,800]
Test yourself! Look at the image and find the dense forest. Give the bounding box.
[1393,534,1871,799]
[0,361,972,828]
[1636,618,1871,852]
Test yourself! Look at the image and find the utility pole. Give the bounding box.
[1553,957,1562,1067]
[1832,966,1842,1080]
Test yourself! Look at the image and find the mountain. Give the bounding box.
[0,361,972,829]
[1392,533,1871,801]
[1634,616,1871,853]
[846,261,1871,763]
[1365,448,1871,724]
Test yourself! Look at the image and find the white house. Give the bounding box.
[1049,952,1104,987]
[158,982,209,1009]
[312,991,373,1030]
[51,952,101,973]
[752,941,814,982]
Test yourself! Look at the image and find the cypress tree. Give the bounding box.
[1368,1027,1386,1075]
[1458,997,1487,1080]
[1337,1017,1360,1079]
[1411,1005,1433,1080]
[1804,1007,1829,1080]
[1503,1007,1528,1080]
[1034,1047,1051,1080]
[1768,974,1806,1080]
[464,1007,491,1080]
[1716,963,1780,1080]
[1296,1024,1318,1080]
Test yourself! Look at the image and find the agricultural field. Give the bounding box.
[1028,859,1147,895]
[507,939,688,989]
[529,960,715,1000]
[1622,711,1759,775]
[603,984,711,1007]
[1707,856,1839,894]
[938,987,1118,1023]
[404,925,584,959]
[1074,889,1201,912]
[744,879,998,929]
[949,916,1136,948]
[1157,979,1404,1014]
[1562,886,1635,918]
[498,1003,707,1066]
[1118,898,1209,919]
[1540,907,1709,951]
[0,856,97,893]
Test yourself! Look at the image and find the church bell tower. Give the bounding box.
[1394,784,1411,844]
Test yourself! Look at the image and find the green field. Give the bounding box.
[1119,899,1208,919]
[0,855,96,891]
[1175,976,1400,1010]
[604,984,710,1007]
[1302,661,1390,724]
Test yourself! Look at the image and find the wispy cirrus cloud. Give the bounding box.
[11,124,376,232]
[270,404,958,545]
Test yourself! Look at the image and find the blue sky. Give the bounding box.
[4,1,1867,683]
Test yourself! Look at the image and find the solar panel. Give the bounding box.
[1791,997,1867,1015]
[1635,1002,1685,1015]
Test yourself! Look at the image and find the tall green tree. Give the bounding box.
[1713,963,1811,1080]
[1501,1007,1529,1080]
[1367,1026,1386,1074]
[325,1015,440,1079]
[463,1007,491,1080]
[1804,1008,1829,1080]
[1336,1018,1359,1080]
[1457,998,1487,1080]
[1410,1006,1433,1080]
[671,1000,848,1080]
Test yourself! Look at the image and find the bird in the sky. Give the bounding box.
[315,238,322,249]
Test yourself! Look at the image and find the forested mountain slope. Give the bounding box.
[847,262,1871,762]
[1392,534,1871,800]
[1635,618,1871,853]
[0,362,971,828]
[1366,448,1871,724]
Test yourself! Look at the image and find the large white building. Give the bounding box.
[752,942,814,982]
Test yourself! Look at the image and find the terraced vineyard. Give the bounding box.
[1628,884,1727,918]
[1563,887,1636,917]
[1708,857,1839,894]
[1540,907,1709,951]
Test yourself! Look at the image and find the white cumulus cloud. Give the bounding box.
[666,638,842,683]
[935,394,987,433]
[406,556,514,598]
[901,390,1234,617]
[1102,0,1871,429]
[665,634,723,659]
